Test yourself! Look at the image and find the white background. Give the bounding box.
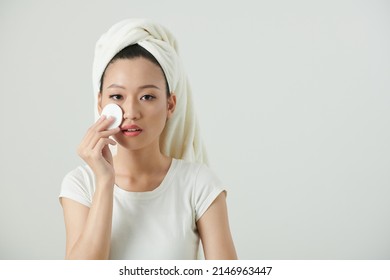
[0,0,389,259]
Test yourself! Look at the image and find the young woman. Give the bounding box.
[59,19,237,260]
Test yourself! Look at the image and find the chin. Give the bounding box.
[115,136,159,153]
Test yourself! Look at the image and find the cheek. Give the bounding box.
[99,94,110,108]
[148,103,168,124]
[151,100,168,114]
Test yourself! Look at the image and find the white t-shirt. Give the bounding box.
[59,158,225,259]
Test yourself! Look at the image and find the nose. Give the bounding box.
[122,98,141,120]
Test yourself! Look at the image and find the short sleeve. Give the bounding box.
[193,164,226,221]
[59,166,94,208]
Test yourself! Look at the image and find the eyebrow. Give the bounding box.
[106,84,161,90]
[106,84,126,90]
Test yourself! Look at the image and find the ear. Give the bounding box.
[97,92,103,115]
[167,94,176,119]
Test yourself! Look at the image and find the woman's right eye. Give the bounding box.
[109,94,122,100]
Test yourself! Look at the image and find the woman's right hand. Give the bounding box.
[77,115,121,186]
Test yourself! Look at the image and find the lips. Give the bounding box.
[121,124,143,136]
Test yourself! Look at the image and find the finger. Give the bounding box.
[81,138,113,161]
[90,126,120,141]
[82,117,119,146]
[102,144,114,165]
[78,116,120,157]
[92,138,117,159]
[95,116,121,132]
[80,115,108,148]
[86,115,117,136]
[85,127,120,152]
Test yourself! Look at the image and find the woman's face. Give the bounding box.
[98,57,176,152]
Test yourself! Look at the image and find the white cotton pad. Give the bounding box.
[101,103,123,129]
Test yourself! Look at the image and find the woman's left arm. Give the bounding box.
[197,192,238,259]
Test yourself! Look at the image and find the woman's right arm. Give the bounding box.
[60,115,120,259]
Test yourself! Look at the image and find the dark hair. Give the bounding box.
[99,44,170,96]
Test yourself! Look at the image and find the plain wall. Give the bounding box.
[0,0,389,259]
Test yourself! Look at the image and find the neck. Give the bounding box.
[113,144,169,177]
[113,145,172,192]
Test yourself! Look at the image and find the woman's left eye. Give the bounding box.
[140,95,156,101]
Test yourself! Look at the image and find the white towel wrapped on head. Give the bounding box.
[92,18,208,164]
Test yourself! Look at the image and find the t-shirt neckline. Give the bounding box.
[113,158,179,200]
